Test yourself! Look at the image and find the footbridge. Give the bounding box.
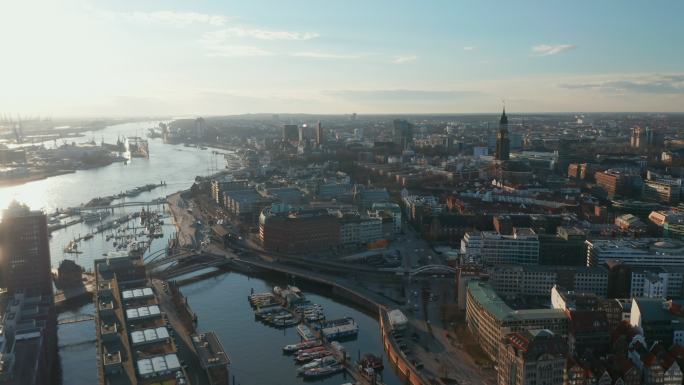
[407,264,458,276]
[68,200,166,212]
[144,247,230,279]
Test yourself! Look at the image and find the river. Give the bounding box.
[0,121,405,385]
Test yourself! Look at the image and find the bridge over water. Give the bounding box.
[144,243,457,282]
[69,200,166,212]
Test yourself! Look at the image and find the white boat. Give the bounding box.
[297,356,338,374]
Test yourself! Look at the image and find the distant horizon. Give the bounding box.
[7,110,684,122]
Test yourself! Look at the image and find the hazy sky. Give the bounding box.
[1,0,683,117]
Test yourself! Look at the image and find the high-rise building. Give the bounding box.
[631,126,664,149]
[0,202,52,296]
[282,124,298,141]
[0,202,57,385]
[316,121,324,146]
[194,117,206,139]
[392,119,413,151]
[298,125,306,143]
[495,108,510,161]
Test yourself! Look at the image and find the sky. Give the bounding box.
[1,0,683,117]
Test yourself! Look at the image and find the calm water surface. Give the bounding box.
[183,271,403,385]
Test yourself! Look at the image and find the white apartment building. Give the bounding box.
[460,231,482,264]
[339,216,382,246]
[489,265,609,298]
[586,239,684,267]
[630,267,684,299]
[479,228,539,265]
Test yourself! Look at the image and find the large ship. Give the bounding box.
[126,137,149,158]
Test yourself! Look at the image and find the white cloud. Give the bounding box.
[198,27,317,57]
[531,44,577,56]
[291,52,360,59]
[111,10,230,26]
[392,55,417,64]
[204,45,273,57]
[463,46,476,51]
[559,73,684,94]
[218,27,318,41]
[200,30,273,57]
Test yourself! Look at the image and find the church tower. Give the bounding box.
[495,108,510,161]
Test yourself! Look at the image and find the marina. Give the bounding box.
[249,285,328,329]
[247,283,386,385]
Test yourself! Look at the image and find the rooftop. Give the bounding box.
[468,281,567,322]
[125,305,161,321]
[121,287,154,301]
[136,353,181,378]
[633,298,676,323]
[130,327,170,346]
[192,332,230,369]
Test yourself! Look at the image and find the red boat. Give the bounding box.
[297,346,327,355]
[359,353,384,371]
[296,349,331,363]
[282,340,321,354]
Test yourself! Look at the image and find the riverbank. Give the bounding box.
[0,169,76,187]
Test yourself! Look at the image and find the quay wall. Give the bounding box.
[380,314,425,385]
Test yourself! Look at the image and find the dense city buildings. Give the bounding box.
[6,106,684,385]
[152,110,684,385]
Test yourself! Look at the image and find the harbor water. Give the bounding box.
[0,121,406,385]
[182,270,404,385]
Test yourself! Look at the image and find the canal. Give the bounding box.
[0,121,406,385]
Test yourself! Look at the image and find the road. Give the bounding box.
[167,192,198,248]
[405,277,496,385]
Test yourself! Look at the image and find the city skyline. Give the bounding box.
[1,0,684,117]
